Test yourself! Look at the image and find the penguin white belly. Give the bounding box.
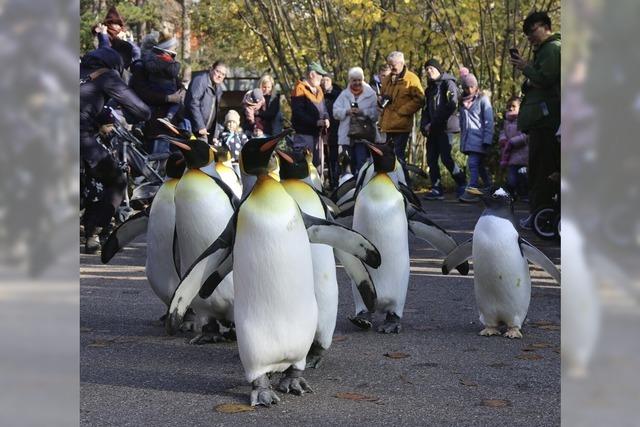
[353,174,409,316]
[234,179,317,382]
[146,179,179,306]
[282,180,338,350]
[216,162,243,199]
[174,170,235,322]
[472,216,531,328]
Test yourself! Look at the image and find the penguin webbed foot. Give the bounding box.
[503,327,523,339]
[179,309,196,332]
[277,367,313,396]
[188,321,229,345]
[250,375,280,407]
[377,312,401,334]
[305,342,326,369]
[479,327,502,337]
[348,310,372,330]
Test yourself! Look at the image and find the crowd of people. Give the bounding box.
[80,7,560,251]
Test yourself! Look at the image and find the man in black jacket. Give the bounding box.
[320,74,342,190]
[420,59,467,200]
[80,47,151,253]
[185,60,227,144]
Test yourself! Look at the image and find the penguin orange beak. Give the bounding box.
[276,150,294,164]
[260,138,278,153]
[167,139,192,151]
[367,143,384,156]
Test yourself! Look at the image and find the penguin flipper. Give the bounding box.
[330,176,355,202]
[335,200,355,218]
[334,249,377,312]
[100,210,149,264]
[198,252,233,299]
[442,238,473,275]
[209,175,241,210]
[519,237,561,284]
[300,210,381,268]
[315,190,340,217]
[398,181,422,208]
[406,205,469,275]
[166,215,236,335]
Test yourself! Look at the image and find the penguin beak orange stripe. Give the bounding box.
[260,138,278,152]
[367,143,383,156]
[168,139,192,151]
[276,150,294,164]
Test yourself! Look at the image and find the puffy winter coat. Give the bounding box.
[333,84,379,146]
[379,67,425,133]
[459,94,494,154]
[499,112,529,166]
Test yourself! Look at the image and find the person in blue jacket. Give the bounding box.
[184,60,227,144]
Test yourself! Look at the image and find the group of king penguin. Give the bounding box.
[101,126,561,407]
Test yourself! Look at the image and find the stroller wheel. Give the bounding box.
[533,207,559,240]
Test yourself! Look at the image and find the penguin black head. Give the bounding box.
[277,139,309,180]
[367,141,396,173]
[214,143,232,163]
[165,152,186,179]
[164,135,216,169]
[240,129,295,176]
[481,187,515,216]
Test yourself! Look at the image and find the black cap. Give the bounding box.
[424,58,443,75]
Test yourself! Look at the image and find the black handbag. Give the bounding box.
[348,114,376,143]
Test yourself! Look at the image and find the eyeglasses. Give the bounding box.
[524,24,542,36]
[212,68,227,77]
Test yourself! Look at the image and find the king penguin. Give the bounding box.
[166,130,381,407]
[101,152,186,318]
[168,134,239,343]
[349,141,469,333]
[278,141,378,369]
[212,144,243,199]
[442,188,561,338]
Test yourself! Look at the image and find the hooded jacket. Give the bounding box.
[459,93,494,154]
[291,79,326,136]
[518,32,561,132]
[379,66,425,133]
[420,73,458,134]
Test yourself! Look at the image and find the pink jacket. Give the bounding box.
[499,112,529,166]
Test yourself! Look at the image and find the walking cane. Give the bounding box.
[319,127,327,186]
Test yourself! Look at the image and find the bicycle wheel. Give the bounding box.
[533,207,558,240]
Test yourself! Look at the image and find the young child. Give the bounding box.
[499,96,529,199]
[217,110,248,175]
[458,73,494,203]
[143,32,182,122]
[242,88,266,137]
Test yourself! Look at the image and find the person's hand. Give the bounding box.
[198,128,209,136]
[349,107,360,116]
[93,24,108,35]
[510,55,528,71]
[165,88,185,104]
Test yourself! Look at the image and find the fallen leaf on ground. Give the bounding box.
[528,342,552,349]
[214,403,254,413]
[333,335,348,342]
[516,353,544,361]
[335,392,379,402]
[384,352,410,359]
[80,327,92,333]
[481,399,511,408]
[537,324,560,331]
[460,379,478,387]
[488,362,509,368]
[87,339,113,348]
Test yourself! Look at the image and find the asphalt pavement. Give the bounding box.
[80,195,560,426]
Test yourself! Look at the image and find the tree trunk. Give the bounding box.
[181,0,192,82]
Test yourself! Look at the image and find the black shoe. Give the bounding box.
[85,234,100,254]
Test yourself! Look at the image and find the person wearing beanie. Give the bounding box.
[242,87,266,137]
[420,58,467,200]
[218,109,248,169]
[457,73,495,203]
[459,67,470,78]
[93,5,140,70]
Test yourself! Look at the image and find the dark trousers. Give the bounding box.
[82,158,126,236]
[386,132,410,182]
[467,153,491,188]
[528,127,560,213]
[426,131,463,189]
[328,142,339,189]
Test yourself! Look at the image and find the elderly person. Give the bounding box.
[256,74,283,136]
[379,51,425,179]
[333,67,379,174]
[184,60,227,144]
[321,74,342,189]
[291,61,330,166]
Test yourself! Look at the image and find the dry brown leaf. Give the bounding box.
[481,399,510,408]
[459,379,478,387]
[333,335,348,342]
[537,325,560,331]
[87,339,112,348]
[529,342,552,349]
[335,392,379,402]
[516,353,544,361]
[80,327,92,333]
[214,403,255,413]
[384,352,410,359]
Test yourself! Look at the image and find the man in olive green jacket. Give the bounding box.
[511,11,560,229]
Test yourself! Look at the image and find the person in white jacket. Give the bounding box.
[333,67,379,175]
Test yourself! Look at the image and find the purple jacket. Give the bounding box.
[499,112,529,166]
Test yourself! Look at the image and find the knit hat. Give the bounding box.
[459,67,470,77]
[250,88,264,103]
[103,6,125,27]
[225,110,240,124]
[461,73,478,89]
[424,58,443,74]
[157,30,178,51]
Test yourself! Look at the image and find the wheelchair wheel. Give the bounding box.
[533,207,559,240]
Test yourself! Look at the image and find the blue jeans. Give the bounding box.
[467,153,491,189]
[350,142,370,175]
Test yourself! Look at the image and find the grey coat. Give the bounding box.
[459,94,494,154]
[185,70,224,135]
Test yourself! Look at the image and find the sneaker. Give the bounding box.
[424,188,444,201]
[459,187,482,203]
[519,214,533,230]
[85,234,100,254]
[455,184,466,198]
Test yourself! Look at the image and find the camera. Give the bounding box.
[380,95,392,109]
[351,102,359,108]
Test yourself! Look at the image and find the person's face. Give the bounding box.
[261,81,273,95]
[226,120,238,132]
[379,68,391,79]
[308,71,322,88]
[525,22,547,46]
[507,101,520,114]
[210,65,227,85]
[320,76,332,91]
[425,65,441,81]
[349,77,363,91]
[463,85,478,95]
[387,59,404,76]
